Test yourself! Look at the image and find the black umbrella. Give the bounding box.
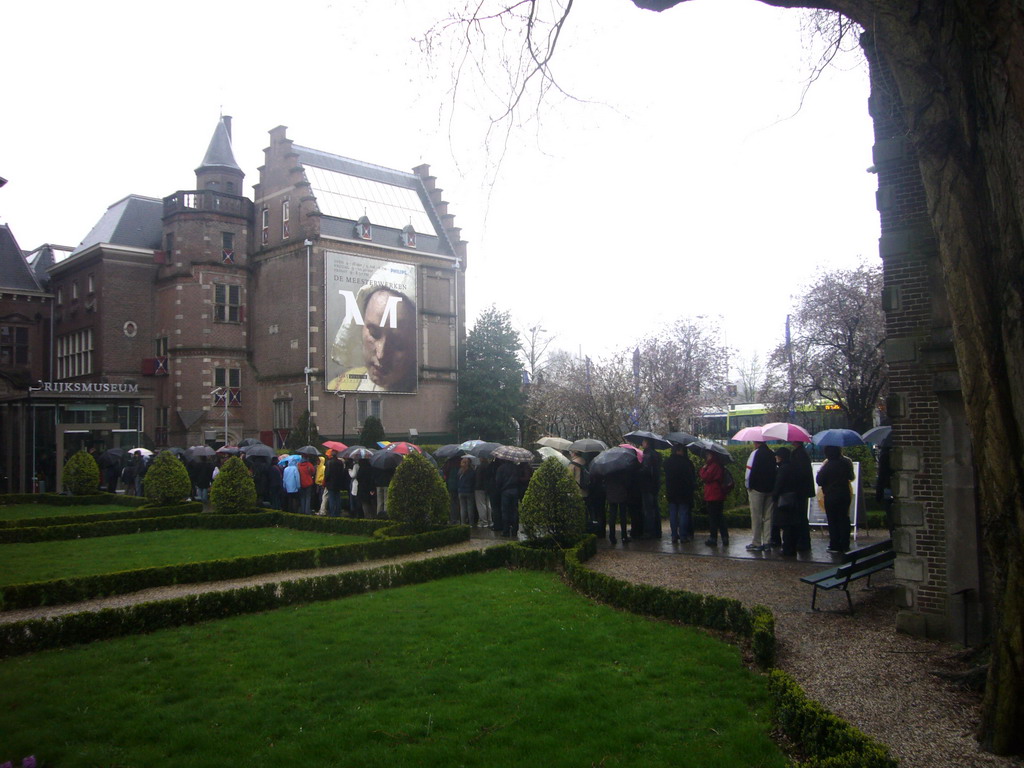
[433,444,466,460]
[568,438,608,453]
[243,443,276,458]
[664,431,698,447]
[296,445,321,456]
[624,430,671,450]
[99,448,126,467]
[164,447,187,458]
[588,446,641,476]
[187,445,216,458]
[370,449,405,470]
[688,439,734,464]
[468,441,502,459]
[238,437,266,448]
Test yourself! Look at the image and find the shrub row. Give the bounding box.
[0,492,147,514]
[768,669,897,767]
[0,541,513,657]
[561,535,759,637]
[0,519,468,611]
[0,501,202,532]
[0,508,263,544]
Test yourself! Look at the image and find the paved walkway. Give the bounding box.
[469,522,888,565]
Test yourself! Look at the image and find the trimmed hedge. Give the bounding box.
[768,670,897,767]
[0,501,202,532]
[0,517,467,611]
[563,535,756,635]
[0,492,149,507]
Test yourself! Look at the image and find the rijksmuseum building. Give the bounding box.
[0,117,467,494]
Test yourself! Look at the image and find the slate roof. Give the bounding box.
[0,224,43,292]
[197,116,241,173]
[71,195,164,256]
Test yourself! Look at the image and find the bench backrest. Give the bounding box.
[834,549,896,579]
[842,539,893,564]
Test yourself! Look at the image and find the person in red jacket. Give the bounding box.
[699,452,730,547]
[297,455,316,515]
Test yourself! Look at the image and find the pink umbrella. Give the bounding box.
[618,443,644,461]
[761,422,813,442]
[730,426,766,442]
[322,440,348,452]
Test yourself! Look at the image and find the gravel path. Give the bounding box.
[3,537,1021,767]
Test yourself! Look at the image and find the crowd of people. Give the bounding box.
[87,433,862,555]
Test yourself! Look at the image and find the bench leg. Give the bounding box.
[811,585,820,611]
[844,587,854,614]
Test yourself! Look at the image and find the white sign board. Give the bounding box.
[806,461,860,542]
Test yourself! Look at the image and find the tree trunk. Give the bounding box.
[632,0,1024,754]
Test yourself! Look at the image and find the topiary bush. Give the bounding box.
[210,456,257,514]
[520,456,586,546]
[387,451,448,526]
[63,449,100,495]
[143,450,192,506]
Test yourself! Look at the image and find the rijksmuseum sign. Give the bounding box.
[30,381,140,394]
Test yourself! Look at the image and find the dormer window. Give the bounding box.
[226,181,235,194]
[402,224,416,249]
[356,215,372,241]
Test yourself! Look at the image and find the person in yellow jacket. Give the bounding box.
[315,454,328,515]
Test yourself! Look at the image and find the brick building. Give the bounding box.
[863,34,983,644]
[0,118,467,492]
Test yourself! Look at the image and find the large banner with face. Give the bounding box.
[325,252,418,394]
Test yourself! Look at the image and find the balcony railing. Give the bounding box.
[163,190,253,220]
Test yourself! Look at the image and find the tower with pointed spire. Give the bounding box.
[157,116,255,445]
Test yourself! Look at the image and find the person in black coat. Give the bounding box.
[663,444,696,543]
[816,445,856,553]
[639,439,663,539]
[745,441,777,551]
[603,467,632,545]
[771,447,805,556]
[789,442,816,553]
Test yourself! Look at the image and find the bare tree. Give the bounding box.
[735,352,766,402]
[518,322,557,384]
[638,318,730,433]
[760,262,886,432]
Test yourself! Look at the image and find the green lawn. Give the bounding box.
[1,528,373,586]
[0,569,785,768]
[0,503,134,521]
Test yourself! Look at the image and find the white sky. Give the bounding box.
[1,0,878,376]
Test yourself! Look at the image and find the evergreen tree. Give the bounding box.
[285,410,320,451]
[359,415,386,447]
[520,457,586,546]
[455,305,526,442]
[144,451,192,505]
[387,451,448,526]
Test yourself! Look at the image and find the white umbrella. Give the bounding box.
[536,436,572,451]
[537,446,571,465]
[129,447,153,456]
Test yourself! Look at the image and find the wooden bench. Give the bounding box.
[800,539,896,613]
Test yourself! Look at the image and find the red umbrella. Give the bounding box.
[385,441,421,455]
[322,440,348,452]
